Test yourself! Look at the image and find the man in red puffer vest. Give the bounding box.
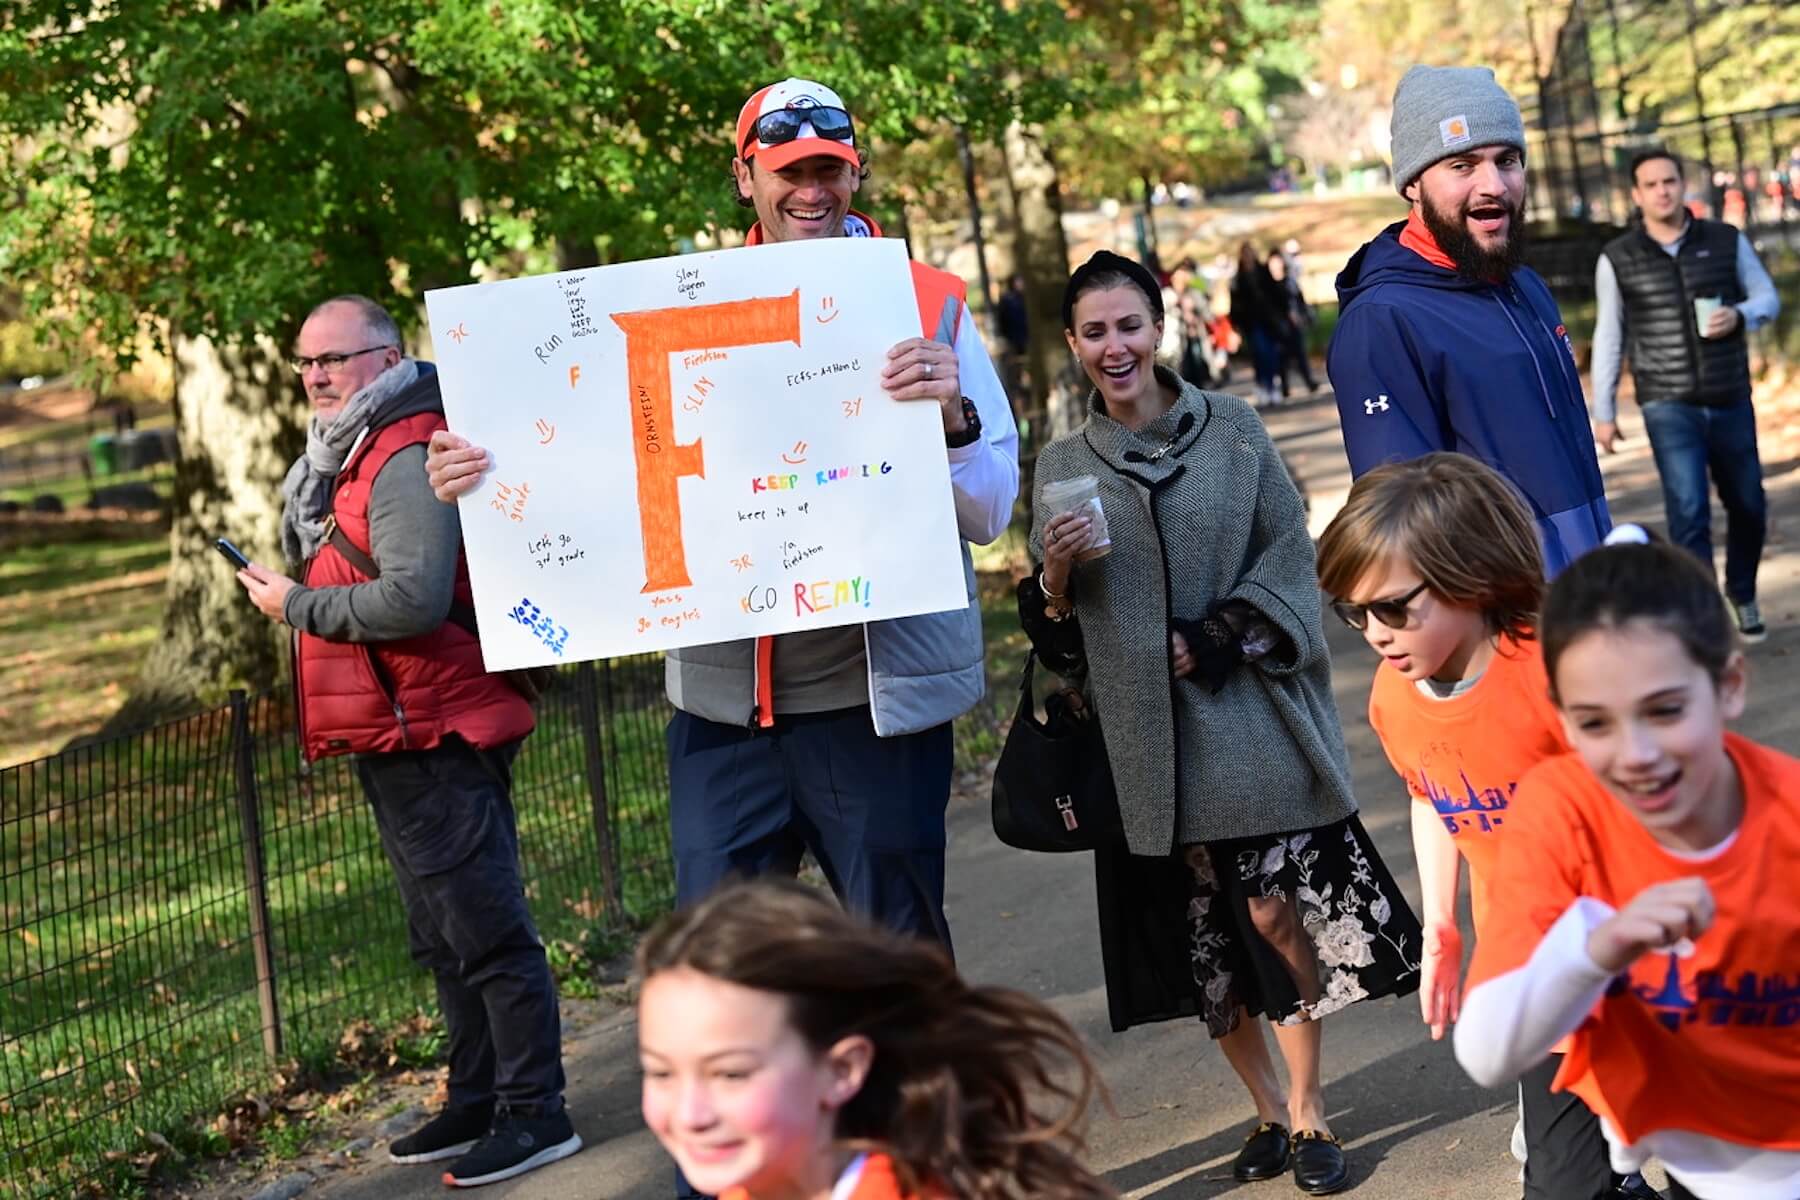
[235,295,581,1188]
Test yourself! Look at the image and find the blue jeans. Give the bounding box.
[1246,325,1281,393]
[1639,395,1766,604]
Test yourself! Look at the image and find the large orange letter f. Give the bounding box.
[611,291,801,593]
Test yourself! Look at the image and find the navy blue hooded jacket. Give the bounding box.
[1327,219,1610,575]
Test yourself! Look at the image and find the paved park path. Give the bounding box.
[215,381,1800,1200]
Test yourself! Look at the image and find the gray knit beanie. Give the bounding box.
[1389,65,1526,196]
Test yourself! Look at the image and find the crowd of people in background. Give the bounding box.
[240,52,1795,1200]
[1138,239,1318,408]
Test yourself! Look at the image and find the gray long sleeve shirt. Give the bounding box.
[1589,224,1782,423]
[281,443,462,642]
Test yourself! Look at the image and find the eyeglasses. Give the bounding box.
[744,105,854,153]
[289,345,393,375]
[1331,581,1430,631]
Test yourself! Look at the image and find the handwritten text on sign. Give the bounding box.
[425,238,966,670]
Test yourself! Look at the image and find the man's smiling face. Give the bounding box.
[732,154,860,244]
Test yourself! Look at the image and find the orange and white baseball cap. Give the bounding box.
[735,78,859,172]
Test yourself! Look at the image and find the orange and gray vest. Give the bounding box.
[664,213,986,736]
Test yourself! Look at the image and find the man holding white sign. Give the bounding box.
[427,79,1018,956]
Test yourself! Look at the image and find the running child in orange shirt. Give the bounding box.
[1317,453,1647,1200]
[1456,538,1800,1200]
[635,879,1115,1200]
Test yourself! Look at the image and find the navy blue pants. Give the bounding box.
[1640,394,1767,604]
[666,706,953,1199]
[1246,325,1281,394]
[665,706,954,946]
[357,736,565,1114]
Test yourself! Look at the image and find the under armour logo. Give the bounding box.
[1364,395,1390,415]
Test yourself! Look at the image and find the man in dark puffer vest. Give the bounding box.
[235,295,581,1187]
[1592,148,1783,643]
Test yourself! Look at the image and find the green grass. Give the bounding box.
[0,575,1024,1197]
[0,524,170,767]
[0,407,174,454]
[0,464,173,511]
[0,677,681,1198]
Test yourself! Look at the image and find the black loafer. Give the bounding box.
[1290,1129,1348,1195]
[1612,1174,1663,1200]
[1232,1121,1292,1181]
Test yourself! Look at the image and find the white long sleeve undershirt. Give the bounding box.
[1455,898,1800,1200]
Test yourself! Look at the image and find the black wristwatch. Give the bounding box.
[945,396,982,448]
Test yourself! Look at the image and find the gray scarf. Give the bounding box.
[280,358,421,564]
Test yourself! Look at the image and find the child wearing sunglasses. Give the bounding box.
[1317,453,1648,1200]
[1455,539,1800,1200]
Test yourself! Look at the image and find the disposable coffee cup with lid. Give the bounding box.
[1041,475,1112,560]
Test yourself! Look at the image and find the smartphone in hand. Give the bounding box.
[214,537,251,570]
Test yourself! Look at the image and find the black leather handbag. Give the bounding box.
[990,652,1124,853]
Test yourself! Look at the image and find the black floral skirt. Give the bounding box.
[1094,814,1422,1037]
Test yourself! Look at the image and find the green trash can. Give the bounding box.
[90,433,117,476]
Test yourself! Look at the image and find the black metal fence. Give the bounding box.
[0,428,179,497]
[1526,101,1800,236]
[0,659,1009,1197]
[1523,0,1800,235]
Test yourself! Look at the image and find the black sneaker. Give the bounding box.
[442,1106,582,1188]
[1734,601,1768,644]
[388,1102,493,1164]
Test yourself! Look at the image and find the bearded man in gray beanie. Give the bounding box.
[1327,64,1611,577]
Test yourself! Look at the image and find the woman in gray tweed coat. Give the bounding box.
[1019,251,1421,1196]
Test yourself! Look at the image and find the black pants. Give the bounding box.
[1520,1053,1614,1199]
[1275,321,1317,393]
[357,736,565,1113]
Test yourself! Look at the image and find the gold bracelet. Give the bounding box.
[1039,570,1066,600]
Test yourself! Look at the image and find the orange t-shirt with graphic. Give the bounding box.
[1367,636,1568,933]
[1467,734,1800,1149]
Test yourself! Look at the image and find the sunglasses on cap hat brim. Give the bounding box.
[743,106,855,156]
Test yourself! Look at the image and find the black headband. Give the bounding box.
[1061,249,1164,330]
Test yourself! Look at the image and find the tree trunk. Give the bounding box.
[100,334,301,736]
[1140,170,1159,261]
[956,125,997,333]
[1002,119,1081,470]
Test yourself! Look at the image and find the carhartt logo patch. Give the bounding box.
[1364,395,1390,415]
[1440,115,1471,147]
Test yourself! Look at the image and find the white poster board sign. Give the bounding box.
[424,238,966,670]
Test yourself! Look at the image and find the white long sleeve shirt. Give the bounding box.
[1457,896,1800,1200]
